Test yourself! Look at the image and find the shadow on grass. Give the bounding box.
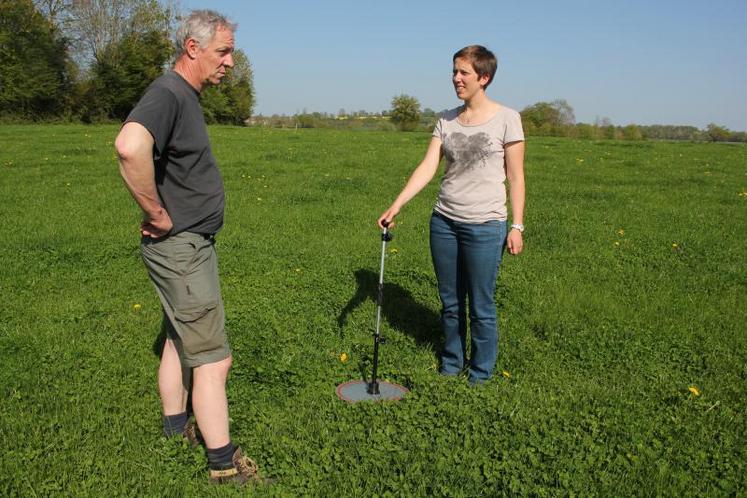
[152,326,166,358]
[338,268,441,351]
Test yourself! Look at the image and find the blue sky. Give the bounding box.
[183,0,747,130]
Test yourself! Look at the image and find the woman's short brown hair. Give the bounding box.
[453,45,498,88]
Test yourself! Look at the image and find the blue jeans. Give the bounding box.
[429,212,507,382]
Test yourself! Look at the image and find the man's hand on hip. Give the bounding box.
[141,207,173,238]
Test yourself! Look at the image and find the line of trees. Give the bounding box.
[0,0,254,124]
[246,100,439,132]
[520,99,746,143]
[249,96,745,143]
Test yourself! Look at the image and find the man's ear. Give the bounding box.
[184,37,199,59]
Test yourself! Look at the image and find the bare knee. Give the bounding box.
[194,354,232,384]
[221,354,233,373]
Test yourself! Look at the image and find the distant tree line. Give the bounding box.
[249,97,744,143]
[0,0,254,124]
[246,95,434,132]
[247,112,398,131]
[520,100,746,143]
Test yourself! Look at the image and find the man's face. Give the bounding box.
[197,26,235,87]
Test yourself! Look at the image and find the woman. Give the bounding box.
[378,45,525,384]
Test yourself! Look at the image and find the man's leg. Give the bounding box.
[143,233,265,483]
[192,355,232,448]
[159,338,189,416]
[142,234,201,440]
[193,355,266,485]
[158,333,197,441]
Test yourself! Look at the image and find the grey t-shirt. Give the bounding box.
[125,71,225,235]
[432,106,524,223]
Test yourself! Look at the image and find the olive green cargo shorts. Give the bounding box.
[141,232,230,368]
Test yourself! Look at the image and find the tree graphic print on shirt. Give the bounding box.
[443,132,495,170]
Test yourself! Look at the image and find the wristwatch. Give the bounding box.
[510,223,525,233]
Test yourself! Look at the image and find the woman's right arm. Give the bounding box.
[377,137,443,228]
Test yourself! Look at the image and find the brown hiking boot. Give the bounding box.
[208,447,270,486]
[182,421,201,448]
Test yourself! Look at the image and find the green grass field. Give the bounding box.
[0,124,745,496]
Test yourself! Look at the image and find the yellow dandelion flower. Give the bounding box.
[389,248,399,254]
[614,241,620,246]
[133,303,142,311]
[688,386,700,396]
[340,353,349,363]
[672,243,678,248]
[501,370,511,378]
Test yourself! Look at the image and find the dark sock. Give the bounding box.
[207,441,236,469]
[162,411,188,437]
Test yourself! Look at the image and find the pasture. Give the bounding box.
[0,124,745,496]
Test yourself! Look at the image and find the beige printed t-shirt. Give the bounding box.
[432,106,524,222]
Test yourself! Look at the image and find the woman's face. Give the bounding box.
[452,57,489,101]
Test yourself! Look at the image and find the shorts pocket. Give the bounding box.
[174,298,225,357]
[174,300,218,323]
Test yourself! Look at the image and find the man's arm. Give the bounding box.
[115,122,173,238]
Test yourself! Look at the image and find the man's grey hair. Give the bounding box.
[175,10,237,57]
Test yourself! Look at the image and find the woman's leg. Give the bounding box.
[460,220,506,382]
[430,213,467,374]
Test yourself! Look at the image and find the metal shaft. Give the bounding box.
[368,226,389,395]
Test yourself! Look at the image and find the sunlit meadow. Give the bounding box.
[0,125,745,496]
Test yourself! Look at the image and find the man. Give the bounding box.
[115,10,265,485]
